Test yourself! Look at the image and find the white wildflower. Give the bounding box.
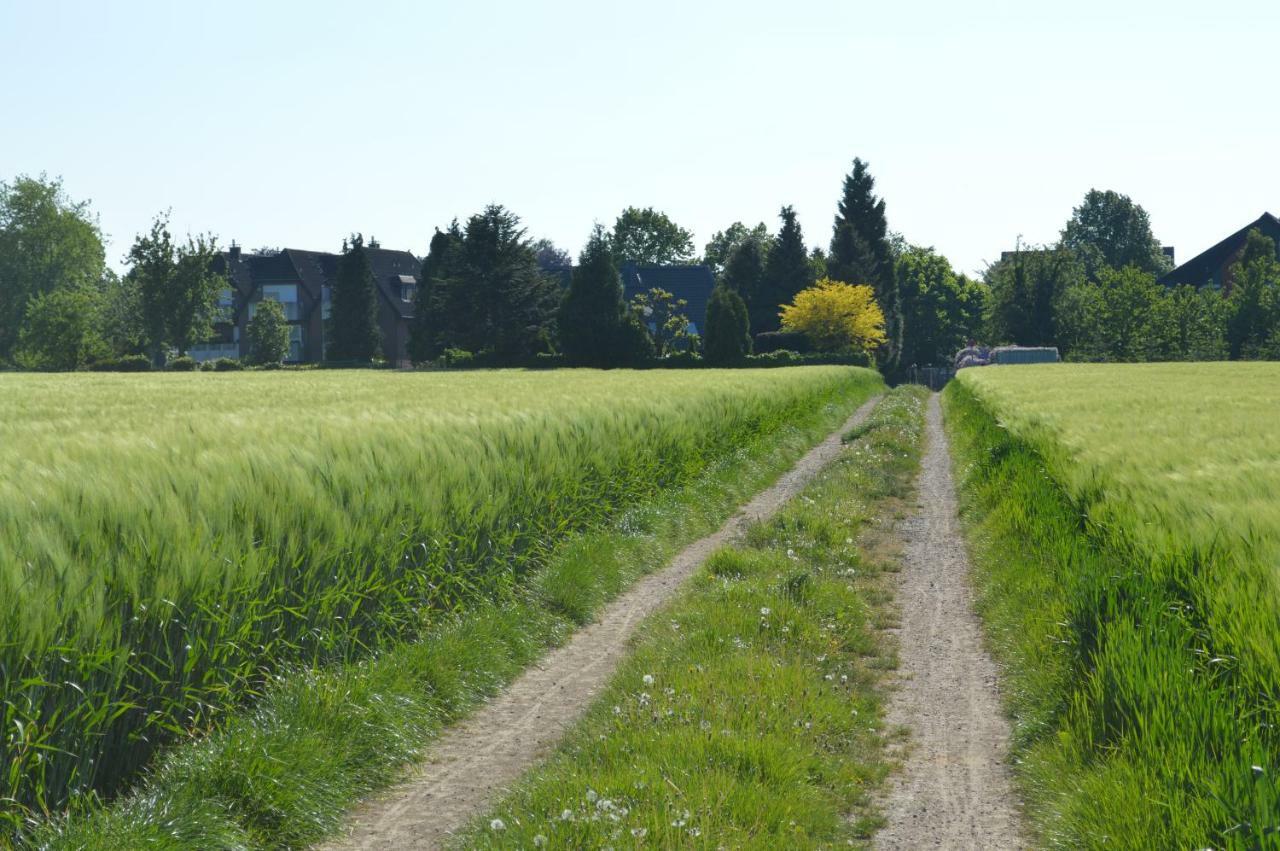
[631,827,648,838]
[642,673,654,686]
[489,818,505,831]
[586,789,598,803]
[560,808,574,821]
[760,607,771,616]
[533,835,548,847]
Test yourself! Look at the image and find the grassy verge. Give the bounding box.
[942,377,1280,849]
[20,376,883,851]
[455,386,928,849]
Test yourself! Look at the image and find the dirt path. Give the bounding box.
[320,395,882,851]
[875,394,1025,850]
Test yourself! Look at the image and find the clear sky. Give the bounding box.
[3,0,1278,276]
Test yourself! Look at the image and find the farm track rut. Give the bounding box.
[874,394,1025,850]
[319,394,882,850]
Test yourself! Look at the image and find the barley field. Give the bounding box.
[946,362,1280,848]
[0,366,879,833]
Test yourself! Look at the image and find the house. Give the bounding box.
[1158,212,1280,293]
[190,243,420,365]
[545,261,716,335]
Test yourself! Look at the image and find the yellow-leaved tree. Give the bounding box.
[779,278,887,354]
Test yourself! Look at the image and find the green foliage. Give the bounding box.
[609,206,695,265]
[326,233,382,361]
[88,353,152,372]
[703,285,751,365]
[1225,228,1280,359]
[429,206,559,362]
[756,205,816,335]
[246,297,291,365]
[0,174,106,361]
[702,221,771,279]
[721,236,770,335]
[983,244,1083,347]
[896,245,985,367]
[1060,188,1171,281]
[629,287,696,356]
[0,368,874,836]
[126,213,225,365]
[829,158,901,372]
[946,365,1280,850]
[458,387,927,850]
[14,286,106,370]
[559,226,653,367]
[210,356,243,371]
[165,355,199,372]
[407,223,464,363]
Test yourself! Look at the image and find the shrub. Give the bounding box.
[439,348,475,368]
[754,330,811,354]
[89,354,152,372]
[210,357,244,372]
[166,356,199,372]
[780,279,886,354]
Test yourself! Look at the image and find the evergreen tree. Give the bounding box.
[408,222,463,362]
[757,206,815,335]
[560,225,653,367]
[448,205,560,361]
[703,285,751,365]
[829,159,901,371]
[327,233,382,361]
[721,238,768,334]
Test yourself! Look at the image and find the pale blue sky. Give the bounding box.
[3,0,1278,276]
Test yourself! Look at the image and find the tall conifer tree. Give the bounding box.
[559,225,652,366]
[829,159,901,370]
[758,205,815,335]
[408,222,463,362]
[327,233,382,361]
[703,285,751,365]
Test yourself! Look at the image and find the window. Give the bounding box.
[322,285,332,320]
[288,325,305,362]
[400,283,416,302]
[250,283,300,321]
[215,288,235,323]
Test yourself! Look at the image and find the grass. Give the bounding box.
[454,386,929,850]
[944,363,1280,850]
[6,367,883,849]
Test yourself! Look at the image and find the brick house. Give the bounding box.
[1159,212,1280,293]
[190,244,420,365]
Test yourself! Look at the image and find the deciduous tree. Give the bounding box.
[0,174,105,360]
[702,221,770,279]
[610,207,695,265]
[1061,189,1171,281]
[127,213,225,365]
[14,287,105,370]
[247,297,291,365]
[779,278,886,354]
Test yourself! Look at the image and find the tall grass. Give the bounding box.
[945,363,1280,848]
[0,367,880,835]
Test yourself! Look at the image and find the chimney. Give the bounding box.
[229,241,241,261]
[368,236,380,249]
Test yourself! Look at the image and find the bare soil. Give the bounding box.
[320,395,882,851]
[874,395,1025,850]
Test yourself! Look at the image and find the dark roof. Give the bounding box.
[1158,212,1280,287]
[545,262,717,330]
[214,246,421,320]
[621,263,715,330]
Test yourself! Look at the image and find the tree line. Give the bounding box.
[15,165,1267,375]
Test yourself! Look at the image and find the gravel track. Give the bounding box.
[319,395,882,850]
[874,394,1025,850]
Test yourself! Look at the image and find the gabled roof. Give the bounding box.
[213,246,421,320]
[621,263,715,330]
[1159,212,1280,287]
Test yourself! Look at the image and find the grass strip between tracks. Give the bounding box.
[456,386,928,849]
